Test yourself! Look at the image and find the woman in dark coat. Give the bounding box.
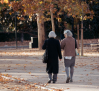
[42,31,62,83]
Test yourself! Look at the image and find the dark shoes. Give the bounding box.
[53,80,56,83]
[47,80,51,83]
[48,78,72,83]
[66,77,73,83]
[70,79,73,82]
[66,77,70,83]
[47,80,56,83]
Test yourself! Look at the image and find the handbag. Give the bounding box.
[42,40,48,63]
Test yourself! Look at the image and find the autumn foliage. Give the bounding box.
[3,0,94,20]
[0,0,9,4]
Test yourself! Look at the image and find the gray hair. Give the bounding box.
[48,31,57,38]
[64,30,73,37]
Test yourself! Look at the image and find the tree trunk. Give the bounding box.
[37,13,45,50]
[50,6,55,32]
[81,2,84,56]
[77,24,80,53]
[81,20,83,56]
[15,12,17,49]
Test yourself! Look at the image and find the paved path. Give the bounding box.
[0,43,95,49]
[0,49,99,91]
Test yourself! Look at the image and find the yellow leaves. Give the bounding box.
[0,76,3,82]
[29,72,31,74]
[57,18,62,22]
[22,4,25,7]
[45,0,52,3]
[72,0,75,3]
[90,10,94,15]
[72,15,76,18]
[24,64,27,66]
[15,89,19,91]
[24,10,26,13]
[17,17,20,20]
[3,74,9,77]
[7,69,10,70]
[34,83,37,85]
[0,74,13,84]
[95,1,99,4]
[86,74,88,76]
[25,86,28,89]
[29,15,32,19]
[16,64,20,66]
[74,66,78,68]
[1,0,9,4]
[30,62,32,64]
[4,0,9,3]
[67,8,72,12]
[89,82,92,85]
[9,12,12,15]
[39,1,43,4]
[80,16,83,20]
[83,16,87,20]
[0,73,42,90]
[27,4,29,7]
[9,3,12,7]
[35,86,38,88]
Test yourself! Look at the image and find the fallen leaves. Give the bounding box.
[0,50,44,56]
[16,64,20,66]
[88,82,92,85]
[0,47,99,91]
[30,62,32,64]
[8,66,11,68]
[6,69,10,70]
[0,74,12,84]
[0,73,49,91]
[29,72,31,74]
[24,66,26,68]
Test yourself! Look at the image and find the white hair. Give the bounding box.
[48,31,57,38]
[64,30,73,37]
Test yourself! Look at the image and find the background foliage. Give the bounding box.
[0,0,99,42]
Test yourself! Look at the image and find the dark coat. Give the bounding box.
[42,38,62,74]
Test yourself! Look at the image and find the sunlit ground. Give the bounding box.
[0,48,99,91]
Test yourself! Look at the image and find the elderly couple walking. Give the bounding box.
[42,30,78,83]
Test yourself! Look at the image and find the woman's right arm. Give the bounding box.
[60,39,65,49]
[57,41,62,59]
[42,40,46,50]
